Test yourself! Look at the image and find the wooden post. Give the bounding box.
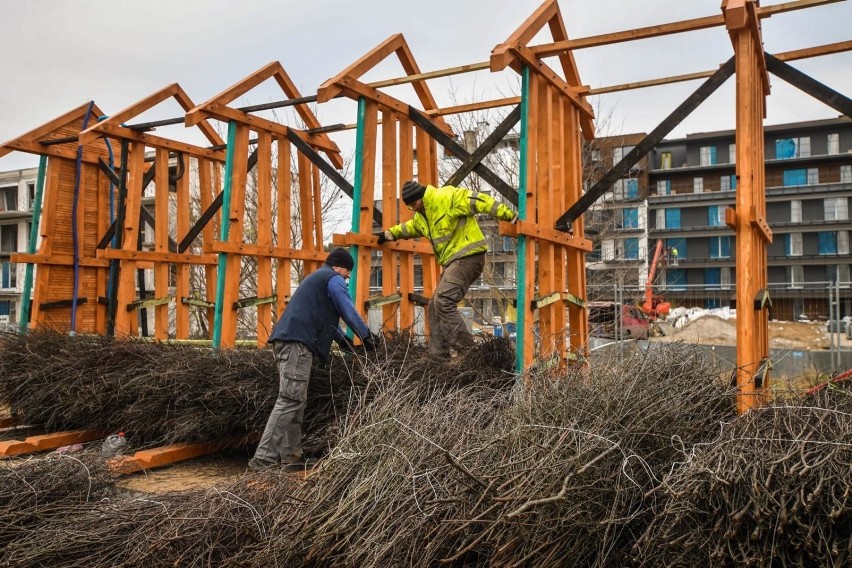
[276,136,292,318]
[114,142,146,336]
[198,158,218,336]
[154,148,170,340]
[381,110,399,330]
[19,156,47,331]
[256,131,273,346]
[175,156,191,339]
[398,117,416,331]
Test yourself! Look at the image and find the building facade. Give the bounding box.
[0,166,39,327]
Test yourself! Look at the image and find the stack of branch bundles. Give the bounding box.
[635,382,852,567]
[2,335,849,567]
[0,329,513,451]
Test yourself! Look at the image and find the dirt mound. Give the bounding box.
[656,316,829,349]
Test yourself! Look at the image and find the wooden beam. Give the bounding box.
[96,249,218,264]
[0,101,104,159]
[370,61,490,89]
[499,220,593,252]
[332,232,435,255]
[426,97,522,117]
[205,242,330,262]
[89,123,225,160]
[556,57,736,231]
[319,34,406,102]
[11,253,110,267]
[491,0,559,71]
[765,52,852,118]
[446,105,521,187]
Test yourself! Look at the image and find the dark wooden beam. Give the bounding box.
[408,106,519,205]
[765,52,852,118]
[445,105,521,188]
[177,148,259,252]
[284,129,383,226]
[555,57,736,232]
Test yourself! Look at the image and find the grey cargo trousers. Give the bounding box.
[428,252,485,357]
[253,341,313,464]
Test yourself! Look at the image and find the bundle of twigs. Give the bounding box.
[0,467,302,567]
[633,383,852,567]
[241,343,736,567]
[0,452,115,551]
[0,329,513,451]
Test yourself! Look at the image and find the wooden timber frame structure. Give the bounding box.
[1,0,849,409]
[184,61,343,348]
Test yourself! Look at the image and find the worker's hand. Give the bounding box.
[362,332,380,351]
[337,335,356,354]
[376,231,393,245]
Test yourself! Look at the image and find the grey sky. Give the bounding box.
[1,0,849,172]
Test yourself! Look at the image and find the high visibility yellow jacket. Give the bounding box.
[388,185,517,266]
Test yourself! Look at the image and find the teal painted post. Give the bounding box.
[212,121,238,350]
[515,66,531,373]
[18,155,47,332]
[347,97,367,310]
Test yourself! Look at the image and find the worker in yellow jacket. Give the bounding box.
[377,180,518,357]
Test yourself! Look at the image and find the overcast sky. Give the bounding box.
[1,0,850,172]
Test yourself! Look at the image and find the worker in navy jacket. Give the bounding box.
[250,248,375,470]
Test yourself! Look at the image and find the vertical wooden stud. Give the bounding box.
[153,148,170,340]
[256,131,273,346]
[276,136,292,317]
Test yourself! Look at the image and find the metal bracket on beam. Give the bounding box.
[128,295,174,310]
[40,298,88,310]
[232,295,276,310]
[408,293,431,306]
[754,288,772,311]
[181,297,215,309]
[364,293,403,311]
[531,292,586,311]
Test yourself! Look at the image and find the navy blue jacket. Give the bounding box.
[268,265,369,361]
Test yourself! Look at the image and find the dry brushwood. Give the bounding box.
[0,451,116,550]
[0,467,304,567]
[633,383,852,567]
[0,329,513,452]
[241,343,736,567]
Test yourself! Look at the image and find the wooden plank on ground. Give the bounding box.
[0,430,103,458]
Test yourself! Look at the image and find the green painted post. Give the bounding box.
[347,97,368,310]
[212,121,238,350]
[515,66,530,373]
[18,155,47,332]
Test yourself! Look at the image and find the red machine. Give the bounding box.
[642,239,671,319]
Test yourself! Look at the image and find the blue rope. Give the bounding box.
[98,115,118,302]
[70,101,95,335]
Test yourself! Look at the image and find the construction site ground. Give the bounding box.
[653,317,852,350]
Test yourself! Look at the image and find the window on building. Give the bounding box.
[622,207,639,229]
[667,237,686,258]
[776,136,811,159]
[791,200,802,223]
[785,233,803,256]
[590,149,601,162]
[825,197,848,221]
[0,300,10,317]
[0,226,17,252]
[626,178,639,199]
[502,236,515,252]
[818,231,838,255]
[839,231,850,255]
[709,236,732,258]
[656,180,671,195]
[667,269,687,291]
[720,175,737,191]
[26,182,35,211]
[656,209,665,230]
[729,143,736,164]
[624,238,639,260]
[612,145,635,163]
[660,152,672,170]
[828,133,840,155]
[0,261,15,289]
[788,265,804,289]
[705,267,721,289]
[841,165,852,183]
[721,266,732,290]
[700,146,717,166]
[783,169,807,186]
[836,264,850,287]
[0,187,17,212]
[693,177,704,193]
[665,208,681,229]
[708,205,724,227]
[807,168,819,185]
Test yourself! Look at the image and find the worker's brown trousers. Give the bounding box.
[427,252,485,356]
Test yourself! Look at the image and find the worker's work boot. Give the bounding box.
[248,457,276,472]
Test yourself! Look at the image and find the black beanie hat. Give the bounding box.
[401,180,426,205]
[325,248,354,271]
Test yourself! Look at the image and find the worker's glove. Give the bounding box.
[509,212,519,224]
[337,335,356,354]
[361,332,380,351]
[376,231,393,245]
